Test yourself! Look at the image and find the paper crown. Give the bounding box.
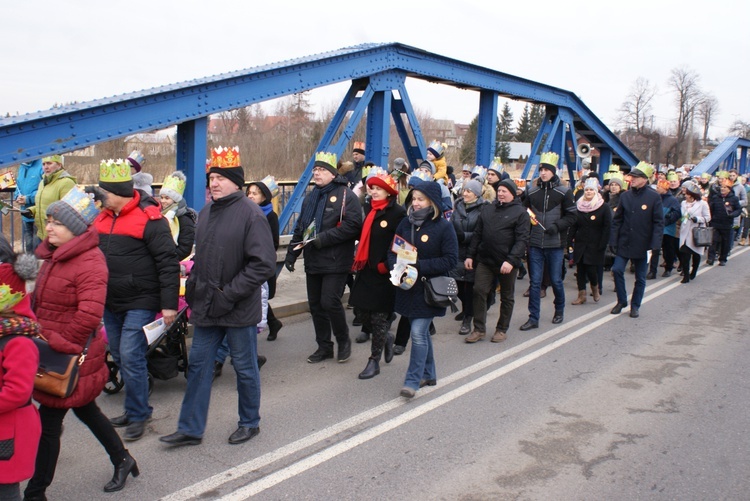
[352,141,366,154]
[631,161,655,179]
[161,171,187,198]
[210,146,241,168]
[461,164,472,172]
[100,159,132,183]
[259,175,279,198]
[42,154,63,164]
[127,150,145,172]
[666,171,679,182]
[657,180,670,190]
[366,172,398,195]
[0,283,24,313]
[364,166,388,180]
[716,170,730,179]
[609,172,625,185]
[314,152,337,170]
[539,152,559,168]
[488,157,504,173]
[410,170,432,183]
[59,186,100,225]
[471,165,487,180]
[700,172,711,180]
[608,164,621,172]
[427,140,445,158]
[722,178,734,188]
[584,177,600,190]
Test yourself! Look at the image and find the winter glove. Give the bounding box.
[691,216,699,223]
[312,237,323,249]
[19,209,33,218]
[544,224,558,236]
[284,255,296,273]
[607,245,617,256]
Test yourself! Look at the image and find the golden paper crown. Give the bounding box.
[162,171,187,197]
[314,152,337,170]
[716,170,730,179]
[427,140,446,157]
[632,161,655,179]
[210,146,241,168]
[99,159,132,183]
[352,141,366,153]
[42,154,64,165]
[539,152,559,168]
[0,284,24,312]
[608,164,621,172]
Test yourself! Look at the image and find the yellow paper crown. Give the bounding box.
[99,159,132,183]
[632,161,655,179]
[716,170,730,179]
[42,154,63,164]
[0,284,24,312]
[210,146,241,168]
[314,152,337,170]
[539,152,559,168]
[162,172,187,197]
[608,164,621,172]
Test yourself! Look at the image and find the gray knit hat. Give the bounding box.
[463,180,484,198]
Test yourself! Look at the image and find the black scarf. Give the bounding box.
[299,182,339,234]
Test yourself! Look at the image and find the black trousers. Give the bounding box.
[649,234,679,274]
[358,310,390,360]
[575,262,599,291]
[679,244,701,282]
[709,227,732,263]
[456,280,474,317]
[472,262,517,333]
[306,272,350,353]
[25,402,125,498]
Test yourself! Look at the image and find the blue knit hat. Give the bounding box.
[412,181,443,210]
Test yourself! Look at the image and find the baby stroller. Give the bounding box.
[104,305,190,395]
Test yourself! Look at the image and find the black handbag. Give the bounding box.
[692,225,714,247]
[422,276,459,313]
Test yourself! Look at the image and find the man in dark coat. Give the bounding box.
[647,180,682,279]
[465,178,530,343]
[707,180,742,266]
[160,146,276,447]
[285,152,363,363]
[344,142,366,189]
[94,159,179,442]
[520,152,577,330]
[609,162,664,318]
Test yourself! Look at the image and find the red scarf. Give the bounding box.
[352,198,389,271]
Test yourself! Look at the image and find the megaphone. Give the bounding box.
[576,143,592,158]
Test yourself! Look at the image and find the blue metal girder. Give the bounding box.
[597,148,613,181]
[692,137,750,176]
[1,43,636,172]
[475,91,498,167]
[175,118,208,210]
[389,78,427,168]
[523,107,577,179]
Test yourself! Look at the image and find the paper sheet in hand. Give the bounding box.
[293,220,317,251]
[143,318,166,345]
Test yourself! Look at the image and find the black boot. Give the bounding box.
[267,319,282,341]
[384,333,394,364]
[458,316,472,335]
[358,358,380,379]
[104,451,139,492]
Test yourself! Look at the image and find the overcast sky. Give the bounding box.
[2,0,748,140]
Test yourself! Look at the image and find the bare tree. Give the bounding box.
[617,77,656,134]
[668,67,703,165]
[729,119,750,138]
[696,93,719,147]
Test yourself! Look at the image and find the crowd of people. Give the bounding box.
[1,143,747,499]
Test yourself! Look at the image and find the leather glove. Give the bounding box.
[691,216,699,223]
[19,209,33,218]
[607,245,617,256]
[312,237,323,249]
[544,224,558,236]
[284,256,296,273]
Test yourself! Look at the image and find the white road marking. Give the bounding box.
[163,247,747,500]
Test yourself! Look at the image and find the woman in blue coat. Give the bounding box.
[388,181,458,398]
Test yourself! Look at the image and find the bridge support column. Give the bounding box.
[176,117,208,211]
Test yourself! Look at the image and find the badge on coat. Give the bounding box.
[330,196,337,203]
[380,220,388,228]
[421,234,429,243]
[590,215,596,220]
[641,204,647,210]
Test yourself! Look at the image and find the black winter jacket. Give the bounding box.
[468,197,530,271]
[524,175,577,248]
[569,203,613,266]
[610,186,665,259]
[287,177,362,274]
[708,190,742,230]
[450,198,487,282]
[95,190,179,313]
[186,191,276,327]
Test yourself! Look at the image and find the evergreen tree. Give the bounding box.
[516,104,533,143]
[496,102,514,162]
[530,104,546,134]
[459,115,478,165]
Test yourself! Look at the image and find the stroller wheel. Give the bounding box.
[104,354,124,395]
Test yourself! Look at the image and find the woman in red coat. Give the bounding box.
[0,237,42,501]
[24,188,139,500]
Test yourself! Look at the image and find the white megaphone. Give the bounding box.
[576,143,592,159]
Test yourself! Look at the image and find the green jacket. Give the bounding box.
[32,168,76,240]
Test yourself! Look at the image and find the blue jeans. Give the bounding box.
[215,337,230,364]
[22,220,36,253]
[612,255,648,308]
[527,247,565,323]
[178,325,260,437]
[403,317,436,391]
[103,308,157,422]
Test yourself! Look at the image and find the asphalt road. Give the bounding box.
[33,247,750,500]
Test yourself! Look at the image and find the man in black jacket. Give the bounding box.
[285,152,363,363]
[465,179,530,343]
[610,162,664,318]
[707,179,742,266]
[95,159,179,442]
[160,147,276,446]
[520,152,577,330]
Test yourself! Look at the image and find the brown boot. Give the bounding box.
[571,290,587,305]
[591,284,600,302]
[741,238,747,246]
[466,330,485,343]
